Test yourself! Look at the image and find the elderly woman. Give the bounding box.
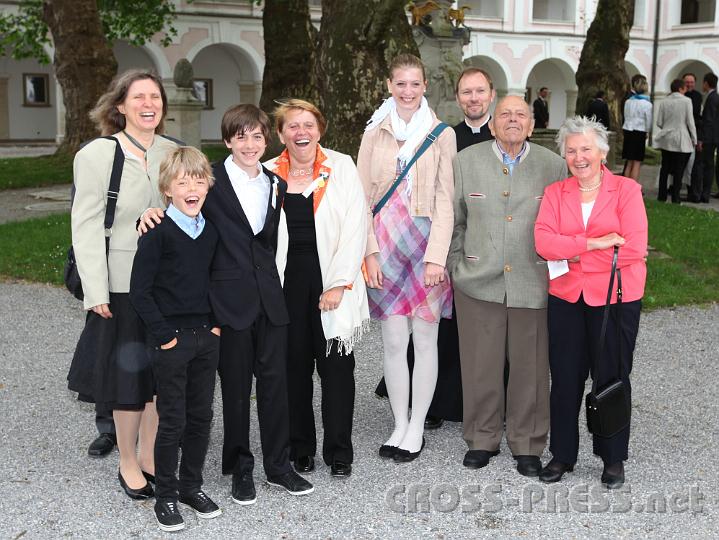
[653,78,697,204]
[622,74,653,181]
[358,53,456,462]
[534,116,648,489]
[67,70,178,499]
[265,99,369,478]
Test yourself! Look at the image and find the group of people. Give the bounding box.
[620,70,719,204]
[68,55,647,533]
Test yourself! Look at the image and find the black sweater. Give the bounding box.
[130,216,218,346]
[453,120,494,152]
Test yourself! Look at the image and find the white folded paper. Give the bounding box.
[547,260,569,280]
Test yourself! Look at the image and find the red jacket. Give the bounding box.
[534,168,647,306]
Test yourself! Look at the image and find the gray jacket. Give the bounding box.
[449,141,567,309]
[653,92,697,153]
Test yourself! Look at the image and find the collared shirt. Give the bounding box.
[465,116,490,134]
[224,156,270,235]
[165,203,206,239]
[492,140,531,175]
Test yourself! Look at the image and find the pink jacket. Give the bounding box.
[534,168,648,306]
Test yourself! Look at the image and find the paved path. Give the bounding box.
[1,280,717,539]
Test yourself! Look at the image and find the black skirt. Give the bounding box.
[622,130,647,161]
[67,293,154,410]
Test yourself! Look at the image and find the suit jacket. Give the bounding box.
[653,92,697,153]
[685,88,703,129]
[204,160,289,330]
[534,168,648,306]
[453,119,493,151]
[701,89,719,144]
[533,97,549,128]
[587,98,610,130]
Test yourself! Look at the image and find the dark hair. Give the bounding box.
[388,53,426,82]
[221,104,272,142]
[594,90,605,99]
[539,86,548,93]
[89,69,167,136]
[273,98,327,137]
[670,79,686,93]
[704,72,718,89]
[454,67,494,94]
[682,72,696,81]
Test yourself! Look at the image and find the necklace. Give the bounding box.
[289,167,313,177]
[578,171,603,192]
[122,130,151,160]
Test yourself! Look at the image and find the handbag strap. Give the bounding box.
[592,245,622,393]
[102,136,125,233]
[372,122,449,216]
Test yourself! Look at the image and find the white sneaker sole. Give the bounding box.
[178,501,222,519]
[265,480,315,496]
[231,495,257,505]
[156,517,185,532]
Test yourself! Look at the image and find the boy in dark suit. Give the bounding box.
[130,147,221,532]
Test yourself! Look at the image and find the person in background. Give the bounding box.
[535,116,647,489]
[621,74,652,181]
[587,90,610,131]
[682,72,703,201]
[697,72,719,203]
[533,87,550,129]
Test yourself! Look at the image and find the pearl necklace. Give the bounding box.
[578,171,603,192]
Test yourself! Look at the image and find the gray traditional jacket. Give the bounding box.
[448,140,567,309]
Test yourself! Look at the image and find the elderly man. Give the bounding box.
[448,95,567,476]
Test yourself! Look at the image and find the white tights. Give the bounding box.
[380,315,439,452]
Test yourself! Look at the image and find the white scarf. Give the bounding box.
[365,97,433,193]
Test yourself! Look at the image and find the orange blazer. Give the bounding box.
[534,167,648,306]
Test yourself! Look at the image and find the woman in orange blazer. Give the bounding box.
[534,116,648,489]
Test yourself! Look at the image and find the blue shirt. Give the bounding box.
[166,204,205,239]
[495,140,528,176]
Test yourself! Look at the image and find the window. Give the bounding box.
[192,79,213,109]
[533,0,575,22]
[463,0,503,18]
[634,0,646,26]
[681,0,716,23]
[23,74,50,107]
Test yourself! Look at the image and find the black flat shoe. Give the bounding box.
[293,456,315,473]
[118,469,154,500]
[424,415,444,429]
[87,433,116,458]
[330,461,352,477]
[601,461,625,489]
[142,470,155,484]
[378,445,398,459]
[463,449,499,469]
[393,438,425,463]
[514,455,542,477]
[539,459,574,483]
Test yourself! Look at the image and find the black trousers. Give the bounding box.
[218,312,291,477]
[698,142,718,199]
[154,326,219,502]
[658,150,690,203]
[284,249,355,465]
[547,294,641,465]
[95,402,115,435]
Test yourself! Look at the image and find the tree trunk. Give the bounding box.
[574,0,635,137]
[317,0,418,157]
[42,0,117,154]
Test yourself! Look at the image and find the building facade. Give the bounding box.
[0,0,716,142]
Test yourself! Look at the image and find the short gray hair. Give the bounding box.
[556,116,610,157]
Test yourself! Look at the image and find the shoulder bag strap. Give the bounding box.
[372,122,449,216]
[591,245,620,394]
[101,136,125,253]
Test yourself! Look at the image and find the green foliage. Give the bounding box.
[0,0,185,63]
[0,153,74,190]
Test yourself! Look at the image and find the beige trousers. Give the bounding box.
[455,288,549,456]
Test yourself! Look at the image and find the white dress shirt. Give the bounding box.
[224,156,270,235]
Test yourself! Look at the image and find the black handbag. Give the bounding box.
[64,137,125,300]
[585,245,630,438]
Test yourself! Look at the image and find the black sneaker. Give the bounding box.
[179,490,222,519]
[266,470,314,496]
[154,500,185,532]
[231,473,257,505]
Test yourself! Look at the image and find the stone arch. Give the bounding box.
[113,40,159,74]
[462,55,510,96]
[525,58,577,128]
[663,59,714,93]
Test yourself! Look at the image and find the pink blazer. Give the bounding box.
[534,167,648,306]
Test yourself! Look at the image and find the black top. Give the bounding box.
[129,217,218,346]
[587,98,611,130]
[453,120,494,152]
[685,89,703,128]
[284,192,317,254]
[533,97,549,128]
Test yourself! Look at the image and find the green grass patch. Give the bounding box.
[643,199,719,309]
[0,145,232,191]
[1,200,718,311]
[0,213,70,285]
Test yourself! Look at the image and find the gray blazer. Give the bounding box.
[653,92,697,153]
[449,141,567,309]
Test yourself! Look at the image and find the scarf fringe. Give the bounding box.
[326,318,371,357]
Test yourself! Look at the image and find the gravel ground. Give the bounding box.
[0,280,717,539]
